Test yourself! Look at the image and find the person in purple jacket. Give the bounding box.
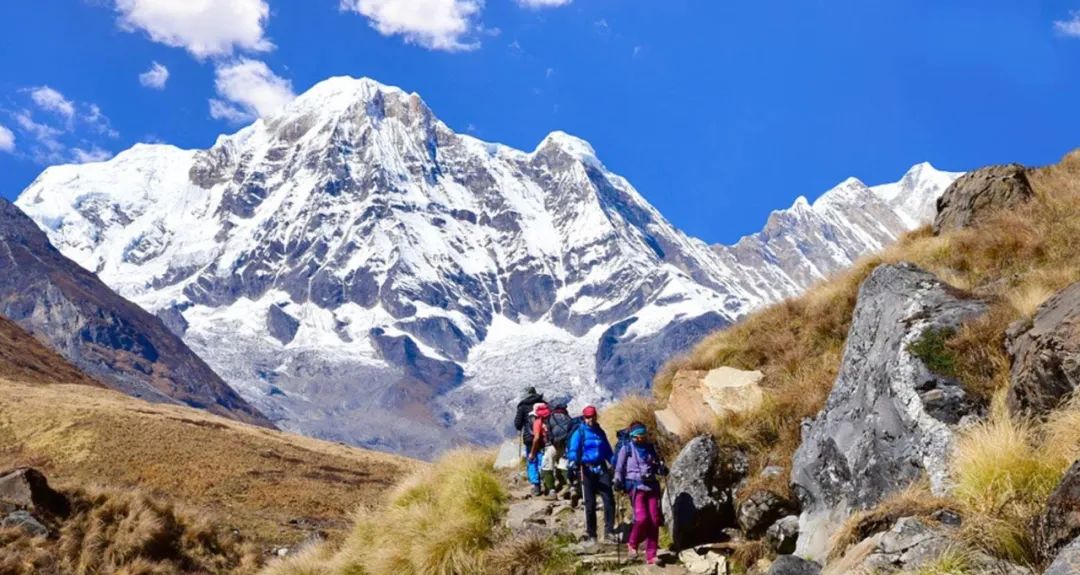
[613,422,668,564]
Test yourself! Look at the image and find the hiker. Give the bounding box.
[613,422,668,565]
[515,387,545,495]
[524,402,551,496]
[567,405,617,544]
[514,386,545,433]
[541,403,578,499]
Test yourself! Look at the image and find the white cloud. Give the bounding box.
[0,124,14,153]
[1055,11,1080,37]
[340,0,483,52]
[29,86,76,121]
[209,58,295,124]
[71,146,114,164]
[114,0,273,58]
[139,61,170,89]
[516,0,571,8]
[14,111,64,154]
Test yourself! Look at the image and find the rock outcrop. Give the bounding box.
[0,468,69,518]
[656,367,765,437]
[662,435,748,550]
[1038,459,1080,565]
[766,515,800,555]
[738,490,796,538]
[933,163,1034,234]
[790,263,987,561]
[1006,281,1080,418]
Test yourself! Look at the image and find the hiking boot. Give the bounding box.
[530,484,542,497]
[603,533,621,545]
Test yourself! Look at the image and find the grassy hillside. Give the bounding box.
[0,315,103,388]
[0,377,418,547]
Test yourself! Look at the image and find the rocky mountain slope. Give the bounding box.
[0,198,270,427]
[0,315,102,387]
[14,76,959,457]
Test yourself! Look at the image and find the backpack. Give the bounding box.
[522,413,538,446]
[547,405,581,448]
[613,427,633,468]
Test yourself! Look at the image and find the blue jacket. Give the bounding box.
[567,423,613,466]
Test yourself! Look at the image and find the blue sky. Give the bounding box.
[1,1,1079,244]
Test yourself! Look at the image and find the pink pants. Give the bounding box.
[628,488,661,561]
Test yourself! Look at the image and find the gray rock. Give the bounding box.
[679,546,728,574]
[0,468,69,518]
[662,435,748,550]
[1045,537,1080,575]
[494,440,521,470]
[267,304,301,345]
[1006,281,1080,418]
[1,511,49,538]
[790,263,987,561]
[766,515,800,555]
[934,163,1033,234]
[767,555,821,575]
[739,490,795,538]
[1039,460,1080,565]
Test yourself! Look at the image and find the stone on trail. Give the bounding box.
[1,510,49,538]
[494,439,521,470]
[1006,281,1080,418]
[505,498,556,530]
[767,555,821,575]
[933,163,1034,234]
[789,263,986,561]
[678,546,728,574]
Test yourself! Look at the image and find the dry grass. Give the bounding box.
[262,450,525,575]
[0,485,260,575]
[829,482,956,561]
[482,532,576,575]
[650,149,1080,505]
[599,394,657,438]
[951,404,1065,565]
[0,378,418,548]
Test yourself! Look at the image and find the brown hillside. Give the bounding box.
[0,315,102,387]
[0,378,419,547]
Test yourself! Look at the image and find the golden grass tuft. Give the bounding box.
[951,411,1065,565]
[599,394,657,438]
[0,485,260,575]
[482,532,576,575]
[265,449,510,575]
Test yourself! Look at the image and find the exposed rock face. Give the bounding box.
[1045,537,1080,575]
[767,555,821,575]
[1006,281,1080,418]
[1038,460,1080,565]
[790,263,987,561]
[0,468,69,518]
[662,435,748,550]
[0,199,270,428]
[267,304,301,345]
[933,163,1034,234]
[657,367,766,437]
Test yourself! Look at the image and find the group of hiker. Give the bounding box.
[513,387,669,564]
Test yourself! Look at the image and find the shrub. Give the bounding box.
[907,327,959,377]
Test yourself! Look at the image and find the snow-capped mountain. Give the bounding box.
[14,76,960,457]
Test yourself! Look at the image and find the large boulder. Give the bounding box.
[1006,281,1080,418]
[663,435,749,550]
[0,468,69,518]
[1038,459,1080,564]
[1045,537,1080,575]
[493,440,521,470]
[739,490,796,538]
[790,263,986,561]
[933,163,1034,234]
[656,367,765,437]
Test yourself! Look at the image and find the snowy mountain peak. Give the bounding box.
[15,76,964,458]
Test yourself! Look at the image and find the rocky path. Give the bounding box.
[501,472,696,574]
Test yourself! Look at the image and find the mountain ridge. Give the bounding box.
[14,75,961,457]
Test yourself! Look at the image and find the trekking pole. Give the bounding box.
[615,487,622,566]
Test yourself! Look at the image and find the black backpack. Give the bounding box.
[547,406,581,448]
[523,413,539,446]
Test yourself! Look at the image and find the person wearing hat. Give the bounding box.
[525,402,551,496]
[567,405,617,544]
[614,422,668,564]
